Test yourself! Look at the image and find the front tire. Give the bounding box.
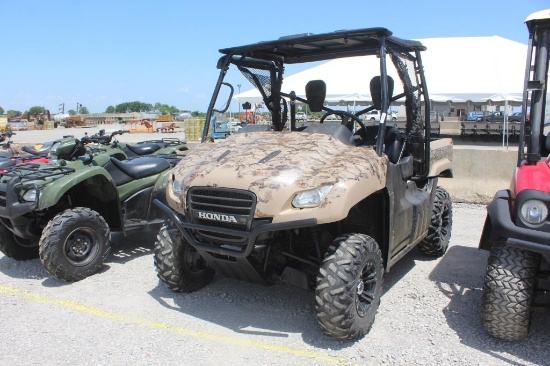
[316,233,384,340]
[419,187,452,256]
[481,242,540,341]
[39,208,110,281]
[153,219,214,292]
[0,223,39,260]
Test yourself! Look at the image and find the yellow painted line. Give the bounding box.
[0,286,350,365]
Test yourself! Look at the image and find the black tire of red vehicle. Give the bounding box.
[39,207,110,282]
[480,242,540,341]
[153,219,214,292]
[418,187,453,257]
[315,233,384,340]
[0,223,39,260]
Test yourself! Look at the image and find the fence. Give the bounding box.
[460,121,521,141]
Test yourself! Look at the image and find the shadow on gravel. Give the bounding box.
[146,246,430,350]
[105,231,156,265]
[148,276,359,349]
[382,247,426,294]
[0,230,157,284]
[0,256,49,280]
[429,245,550,366]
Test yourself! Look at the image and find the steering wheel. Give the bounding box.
[320,111,366,132]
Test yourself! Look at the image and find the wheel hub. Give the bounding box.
[66,231,94,262]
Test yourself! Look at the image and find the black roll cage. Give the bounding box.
[202,27,431,181]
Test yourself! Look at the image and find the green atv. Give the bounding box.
[0,136,182,281]
[55,129,188,160]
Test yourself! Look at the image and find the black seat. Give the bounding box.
[110,157,170,180]
[356,125,403,164]
[125,143,161,156]
[105,157,170,186]
[384,127,403,164]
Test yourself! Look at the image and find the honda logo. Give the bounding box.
[197,211,238,223]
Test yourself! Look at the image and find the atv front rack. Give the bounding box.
[0,164,75,182]
[137,138,185,146]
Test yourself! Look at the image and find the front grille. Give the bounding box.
[0,190,6,207]
[189,188,255,216]
[187,187,257,251]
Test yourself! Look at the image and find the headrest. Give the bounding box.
[370,76,394,110]
[305,80,327,112]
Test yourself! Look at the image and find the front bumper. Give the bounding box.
[488,190,550,255]
[153,199,317,257]
[0,177,38,219]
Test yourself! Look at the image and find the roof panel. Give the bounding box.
[219,28,426,64]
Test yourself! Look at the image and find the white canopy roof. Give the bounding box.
[235,36,527,106]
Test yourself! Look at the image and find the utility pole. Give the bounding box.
[59,103,65,114]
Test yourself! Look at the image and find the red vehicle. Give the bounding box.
[479,9,550,341]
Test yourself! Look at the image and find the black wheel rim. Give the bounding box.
[356,259,378,318]
[64,227,100,266]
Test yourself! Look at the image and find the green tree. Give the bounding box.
[105,106,115,113]
[79,106,89,114]
[0,107,4,115]
[154,102,180,116]
[6,110,22,117]
[28,106,47,115]
[68,109,77,116]
[115,101,154,113]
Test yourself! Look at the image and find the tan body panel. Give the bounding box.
[428,138,453,177]
[168,131,388,224]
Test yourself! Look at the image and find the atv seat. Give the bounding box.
[125,143,162,156]
[106,157,170,186]
[359,125,403,164]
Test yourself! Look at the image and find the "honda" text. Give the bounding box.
[198,211,238,223]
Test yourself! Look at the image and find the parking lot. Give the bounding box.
[1,203,549,365]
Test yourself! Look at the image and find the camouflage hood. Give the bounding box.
[169,131,388,222]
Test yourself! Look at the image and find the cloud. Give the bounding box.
[176,87,189,94]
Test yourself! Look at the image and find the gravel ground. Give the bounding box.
[1,203,549,366]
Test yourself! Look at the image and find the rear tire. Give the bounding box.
[0,223,39,260]
[316,233,383,340]
[419,187,452,256]
[39,208,110,281]
[481,242,540,341]
[153,219,214,292]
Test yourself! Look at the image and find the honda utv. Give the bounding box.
[153,28,454,340]
[479,9,550,341]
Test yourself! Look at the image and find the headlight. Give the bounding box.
[292,185,333,208]
[22,188,40,202]
[519,199,548,225]
[171,179,184,196]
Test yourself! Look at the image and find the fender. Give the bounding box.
[37,164,117,210]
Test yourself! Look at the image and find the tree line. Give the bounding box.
[0,102,204,118]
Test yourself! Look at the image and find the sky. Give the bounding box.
[1,0,548,115]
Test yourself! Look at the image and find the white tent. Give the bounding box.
[235,36,527,106]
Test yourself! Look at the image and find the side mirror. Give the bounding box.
[305,80,326,112]
[370,76,394,110]
[213,82,234,113]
